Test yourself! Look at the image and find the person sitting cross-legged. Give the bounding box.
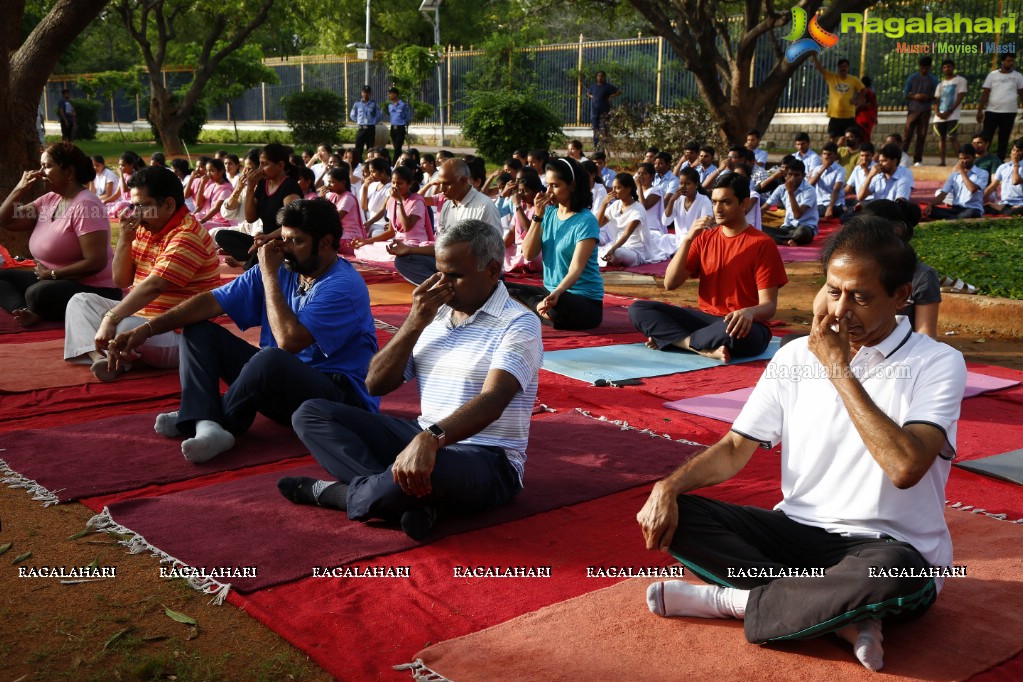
[923,143,989,221]
[109,198,379,463]
[278,219,543,540]
[761,159,819,246]
[628,173,787,362]
[637,216,967,673]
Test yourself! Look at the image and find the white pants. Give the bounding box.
[63,293,179,369]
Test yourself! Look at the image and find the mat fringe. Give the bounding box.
[0,454,61,507]
[946,501,1023,524]
[86,507,231,605]
[393,659,452,681]
[573,408,706,447]
[374,318,400,334]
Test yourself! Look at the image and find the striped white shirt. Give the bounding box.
[404,282,543,483]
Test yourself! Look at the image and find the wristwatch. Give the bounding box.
[424,423,446,447]
[531,214,543,223]
[50,269,57,280]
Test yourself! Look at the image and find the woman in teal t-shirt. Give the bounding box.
[506,157,604,330]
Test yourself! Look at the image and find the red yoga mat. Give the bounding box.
[0,412,307,504]
[97,411,702,592]
[0,308,63,336]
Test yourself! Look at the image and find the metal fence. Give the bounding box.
[45,0,1021,127]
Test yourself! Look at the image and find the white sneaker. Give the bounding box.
[913,162,922,167]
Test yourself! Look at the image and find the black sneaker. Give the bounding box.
[400,505,437,540]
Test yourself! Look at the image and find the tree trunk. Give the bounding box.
[0,0,108,257]
[149,87,186,156]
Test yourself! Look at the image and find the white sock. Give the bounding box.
[837,619,884,672]
[181,420,235,463]
[154,412,181,437]
[646,581,748,619]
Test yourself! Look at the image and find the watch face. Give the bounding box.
[427,423,445,438]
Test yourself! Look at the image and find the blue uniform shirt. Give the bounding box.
[388,99,412,126]
[350,99,382,126]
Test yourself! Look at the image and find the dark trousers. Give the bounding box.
[903,110,930,164]
[59,117,75,141]
[671,495,938,643]
[628,300,771,356]
[355,125,375,157]
[394,253,437,286]
[763,224,815,246]
[214,230,262,270]
[929,205,982,220]
[505,283,603,331]
[390,125,408,159]
[983,111,1017,161]
[175,321,365,437]
[293,399,522,522]
[0,270,121,320]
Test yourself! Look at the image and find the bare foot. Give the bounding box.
[786,239,798,247]
[222,255,242,268]
[12,308,41,327]
[695,345,731,362]
[90,358,129,382]
[645,336,658,350]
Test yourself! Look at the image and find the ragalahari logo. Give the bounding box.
[784,7,840,62]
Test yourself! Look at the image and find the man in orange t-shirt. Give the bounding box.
[628,173,788,361]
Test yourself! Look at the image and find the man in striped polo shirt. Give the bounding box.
[279,219,543,540]
[64,166,220,381]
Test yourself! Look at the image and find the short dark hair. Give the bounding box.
[170,158,190,175]
[463,155,487,184]
[859,142,876,154]
[278,198,341,250]
[568,139,583,150]
[794,131,810,143]
[886,132,903,143]
[504,157,523,171]
[529,148,550,165]
[326,167,352,192]
[654,151,673,165]
[516,168,543,193]
[958,143,977,156]
[590,151,607,161]
[126,166,185,209]
[150,152,166,167]
[745,129,761,139]
[941,59,955,67]
[845,125,864,139]
[1002,52,1017,61]
[44,142,95,184]
[612,172,639,201]
[700,145,716,156]
[91,155,105,165]
[822,142,839,154]
[837,58,850,68]
[972,130,992,143]
[859,199,922,242]
[822,216,916,296]
[787,159,807,175]
[545,157,592,212]
[879,143,903,160]
[361,85,372,93]
[368,157,390,174]
[388,87,399,96]
[297,165,316,186]
[1014,138,1023,151]
[684,140,701,152]
[919,56,932,67]
[711,172,750,201]
[861,76,872,88]
[645,146,660,155]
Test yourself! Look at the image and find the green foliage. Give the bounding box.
[913,219,1023,299]
[197,129,294,145]
[388,45,440,123]
[145,96,208,147]
[466,33,537,93]
[189,44,278,109]
[70,99,101,140]
[462,90,565,164]
[602,100,719,165]
[281,89,345,145]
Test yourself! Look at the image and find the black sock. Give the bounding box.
[276,477,348,510]
[400,505,437,540]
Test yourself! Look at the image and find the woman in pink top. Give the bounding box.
[505,169,543,272]
[322,167,364,255]
[0,143,120,326]
[194,158,235,231]
[106,150,143,219]
[352,165,429,262]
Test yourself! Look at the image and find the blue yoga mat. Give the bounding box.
[955,449,1023,486]
[542,337,781,383]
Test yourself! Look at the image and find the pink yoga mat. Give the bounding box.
[664,372,1023,425]
[0,412,307,504]
[99,411,702,592]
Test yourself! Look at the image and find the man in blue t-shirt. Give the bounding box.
[587,71,621,151]
[110,198,379,464]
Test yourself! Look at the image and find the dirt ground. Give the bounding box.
[2,265,1021,682]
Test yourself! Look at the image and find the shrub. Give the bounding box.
[461,90,564,164]
[601,100,719,166]
[282,89,345,146]
[197,129,294,145]
[70,99,101,140]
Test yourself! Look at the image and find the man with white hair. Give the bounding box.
[279,219,543,540]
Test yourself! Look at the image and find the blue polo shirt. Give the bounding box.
[211,257,380,412]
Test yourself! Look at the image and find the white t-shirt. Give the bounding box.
[667,192,712,239]
[365,181,391,223]
[732,317,967,575]
[93,168,119,198]
[641,185,665,234]
[605,200,652,258]
[981,69,1023,113]
[934,75,968,121]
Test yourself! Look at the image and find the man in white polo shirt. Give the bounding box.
[390,158,502,285]
[636,216,967,672]
[279,219,542,540]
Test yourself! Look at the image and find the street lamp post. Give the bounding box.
[364,0,371,84]
[418,0,444,145]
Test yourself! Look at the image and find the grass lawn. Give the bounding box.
[914,217,1023,299]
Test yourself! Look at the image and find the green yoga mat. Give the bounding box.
[542,338,781,383]
[955,449,1023,486]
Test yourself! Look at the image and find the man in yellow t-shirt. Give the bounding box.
[812,54,864,145]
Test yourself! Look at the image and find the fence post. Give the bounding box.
[576,34,584,127]
[43,86,49,124]
[343,59,350,123]
[656,35,664,108]
[300,61,305,92]
[261,82,267,123]
[859,8,868,78]
[447,48,453,127]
